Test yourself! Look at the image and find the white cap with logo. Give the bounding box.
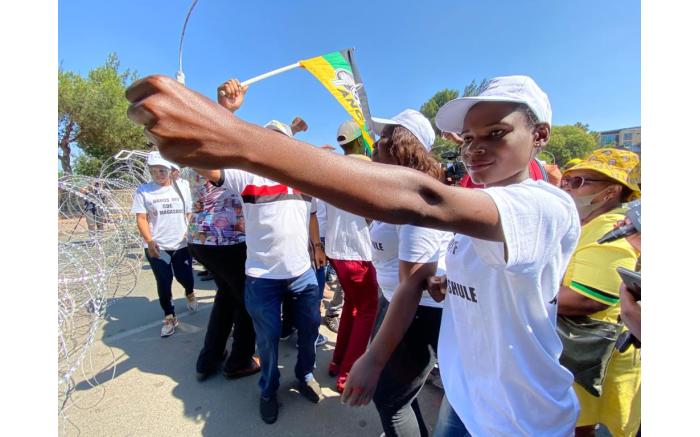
[336,120,363,145]
[147,150,176,169]
[435,75,552,134]
[264,120,293,138]
[371,109,435,151]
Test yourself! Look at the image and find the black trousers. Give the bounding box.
[372,295,442,437]
[144,247,194,317]
[188,243,256,372]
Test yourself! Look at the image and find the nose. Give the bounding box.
[464,142,486,157]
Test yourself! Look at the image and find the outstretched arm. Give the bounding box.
[126,75,503,241]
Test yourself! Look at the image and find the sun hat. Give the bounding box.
[146,150,174,168]
[563,148,641,199]
[435,75,552,133]
[336,120,363,145]
[264,120,293,137]
[371,109,435,151]
[563,158,583,170]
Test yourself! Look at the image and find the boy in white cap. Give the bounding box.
[126,73,581,436]
[131,150,195,337]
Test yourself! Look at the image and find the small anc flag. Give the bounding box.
[299,49,375,154]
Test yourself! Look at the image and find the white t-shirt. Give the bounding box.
[131,182,192,251]
[439,179,581,436]
[324,202,373,261]
[316,200,327,239]
[221,169,314,279]
[370,221,451,309]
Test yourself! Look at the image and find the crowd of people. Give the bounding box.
[128,74,642,436]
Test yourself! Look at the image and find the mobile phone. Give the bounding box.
[616,267,640,300]
[158,249,172,264]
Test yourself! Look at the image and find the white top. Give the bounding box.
[324,202,373,261]
[439,179,580,437]
[316,200,327,239]
[131,182,192,251]
[221,169,314,279]
[370,221,451,309]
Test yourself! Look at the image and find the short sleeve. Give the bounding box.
[398,225,441,264]
[472,182,578,273]
[310,197,318,214]
[130,187,147,214]
[221,169,251,195]
[565,244,637,305]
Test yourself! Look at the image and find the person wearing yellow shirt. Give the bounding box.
[557,148,641,437]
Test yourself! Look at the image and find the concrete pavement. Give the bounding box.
[62,262,443,437]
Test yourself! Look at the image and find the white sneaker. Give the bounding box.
[186,293,198,312]
[161,315,179,337]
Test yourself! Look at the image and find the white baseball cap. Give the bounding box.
[371,109,435,151]
[336,120,363,145]
[435,75,552,134]
[146,150,174,168]
[264,120,293,137]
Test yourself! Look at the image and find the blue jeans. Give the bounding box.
[434,397,472,437]
[315,265,326,301]
[244,268,320,398]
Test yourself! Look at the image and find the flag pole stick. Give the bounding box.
[219,62,302,96]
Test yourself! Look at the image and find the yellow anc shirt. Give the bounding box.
[562,207,641,436]
[562,208,638,324]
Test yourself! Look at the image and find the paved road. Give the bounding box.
[62,262,443,437]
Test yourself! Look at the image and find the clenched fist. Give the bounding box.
[125,75,244,169]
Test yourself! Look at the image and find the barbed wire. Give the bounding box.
[58,150,151,426]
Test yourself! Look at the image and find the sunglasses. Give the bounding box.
[561,176,610,189]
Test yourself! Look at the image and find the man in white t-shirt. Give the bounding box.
[131,151,195,337]
[194,78,323,425]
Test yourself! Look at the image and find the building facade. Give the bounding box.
[598,126,641,153]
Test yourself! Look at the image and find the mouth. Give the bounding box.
[466,160,495,171]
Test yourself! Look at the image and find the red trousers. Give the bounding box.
[328,259,379,382]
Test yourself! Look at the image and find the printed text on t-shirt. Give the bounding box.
[447,279,477,303]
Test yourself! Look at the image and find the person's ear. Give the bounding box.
[533,123,551,147]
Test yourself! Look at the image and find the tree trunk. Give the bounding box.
[59,121,74,175]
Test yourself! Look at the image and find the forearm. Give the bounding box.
[557,285,610,316]
[136,215,153,242]
[365,278,424,366]
[216,119,497,236]
[309,214,321,245]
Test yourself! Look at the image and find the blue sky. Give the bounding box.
[59,0,640,152]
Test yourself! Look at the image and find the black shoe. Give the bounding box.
[195,349,228,382]
[260,395,279,424]
[201,274,215,281]
[324,315,340,333]
[298,377,323,403]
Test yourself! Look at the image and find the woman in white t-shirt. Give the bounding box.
[349,109,453,437]
[131,151,195,338]
[126,74,582,436]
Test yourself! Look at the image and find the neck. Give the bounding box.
[483,168,530,188]
[581,201,621,225]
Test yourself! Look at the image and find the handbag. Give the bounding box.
[557,315,624,397]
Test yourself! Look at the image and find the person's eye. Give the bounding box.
[489,129,505,137]
[460,135,473,145]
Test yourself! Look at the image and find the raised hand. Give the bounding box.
[217,78,248,112]
[290,117,308,135]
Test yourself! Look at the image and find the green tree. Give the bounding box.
[58,53,148,174]
[74,154,103,177]
[463,79,489,98]
[546,124,598,165]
